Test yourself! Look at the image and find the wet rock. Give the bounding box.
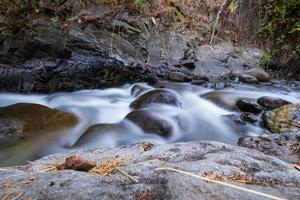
[257,96,291,110]
[245,68,271,82]
[125,110,173,137]
[222,114,246,125]
[130,89,181,109]
[239,74,259,84]
[240,112,258,123]
[201,91,238,110]
[262,103,300,133]
[239,132,300,164]
[181,60,196,69]
[130,83,153,97]
[169,71,189,82]
[236,99,262,114]
[0,103,77,143]
[1,141,299,200]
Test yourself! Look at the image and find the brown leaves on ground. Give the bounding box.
[89,157,125,176]
[0,182,13,188]
[57,155,96,172]
[203,172,270,185]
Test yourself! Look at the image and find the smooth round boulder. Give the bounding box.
[239,74,259,84]
[125,110,173,137]
[130,89,181,109]
[257,96,291,110]
[262,103,300,133]
[236,99,262,114]
[0,103,77,143]
[201,91,238,110]
[245,68,270,82]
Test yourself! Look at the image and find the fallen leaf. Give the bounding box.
[1,181,13,188]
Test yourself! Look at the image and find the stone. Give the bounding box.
[245,68,271,82]
[257,96,291,110]
[0,103,78,144]
[125,110,173,137]
[169,71,188,82]
[236,99,262,114]
[130,89,181,109]
[222,114,246,125]
[262,103,300,133]
[239,132,300,164]
[240,112,258,123]
[181,60,196,69]
[239,74,259,84]
[0,141,299,199]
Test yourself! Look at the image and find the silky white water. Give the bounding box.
[0,82,299,166]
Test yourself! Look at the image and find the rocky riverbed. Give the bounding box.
[0,3,299,199]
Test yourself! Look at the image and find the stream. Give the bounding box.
[0,81,299,166]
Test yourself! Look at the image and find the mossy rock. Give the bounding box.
[263,103,300,133]
[0,103,78,143]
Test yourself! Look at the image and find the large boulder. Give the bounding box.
[0,141,299,199]
[257,96,291,110]
[263,103,300,133]
[236,99,262,114]
[244,68,271,82]
[130,89,181,109]
[125,110,173,137]
[239,74,259,84]
[0,103,77,144]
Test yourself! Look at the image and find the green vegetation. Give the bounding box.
[258,0,300,67]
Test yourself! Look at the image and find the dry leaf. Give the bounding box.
[1,181,13,188]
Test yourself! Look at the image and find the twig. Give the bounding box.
[210,0,228,44]
[155,167,287,200]
[115,167,139,183]
[10,192,24,200]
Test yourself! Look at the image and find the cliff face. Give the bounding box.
[0,0,298,82]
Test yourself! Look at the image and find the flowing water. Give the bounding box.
[0,81,299,166]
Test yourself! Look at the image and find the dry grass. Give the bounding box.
[89,157,125,176]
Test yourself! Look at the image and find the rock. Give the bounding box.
[169,71,189,82]
[0,103,77,144]
[222,114,246,125]
[245,68,271,82]
[239,74,259,84]
[130,89,181,109]
[181,60,196,69]
[236,99,262,114]
[238,132,300,165]
[57,155,96,172]
[240,112,258,123]
[257,96,291,110]
[125,110,173,137]
[0,141,299,199]
[130,83,153,97]
[201,91,238,110]
[262,103,300,133]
